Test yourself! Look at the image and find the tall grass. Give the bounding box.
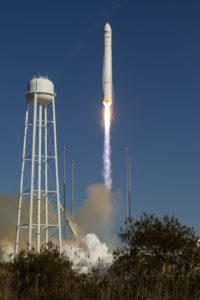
[0,249,200,300]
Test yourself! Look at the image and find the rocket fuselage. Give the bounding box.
[103,23,112,105]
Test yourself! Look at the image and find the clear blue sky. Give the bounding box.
[0,0,200,234]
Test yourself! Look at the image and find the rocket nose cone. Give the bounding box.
[104,23,111,32]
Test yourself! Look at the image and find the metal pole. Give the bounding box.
[52,97,62,251]
[125,147,129,222]
[63,146,66,240]
[71,160,74,216]
[37,104,42,253]
[128,156,132,221]
[28,94,37,251]
[15,103,29,256]
[44,104,49,247]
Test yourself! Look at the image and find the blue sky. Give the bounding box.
[0,0,200,234]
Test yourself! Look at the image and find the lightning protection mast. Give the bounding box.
[15,76,62,255]
[125,147,132,223]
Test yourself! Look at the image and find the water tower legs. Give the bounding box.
[15,77,62,255]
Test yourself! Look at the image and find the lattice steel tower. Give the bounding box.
[15,76,62,255]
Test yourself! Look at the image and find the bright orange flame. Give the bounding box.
[103,102,112,190]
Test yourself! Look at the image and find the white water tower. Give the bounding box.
[15,76,62,255]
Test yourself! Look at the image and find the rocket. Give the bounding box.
[103,23,112,105]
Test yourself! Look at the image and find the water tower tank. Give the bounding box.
[26,76,55,104]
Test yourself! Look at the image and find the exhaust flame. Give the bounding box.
[103,102,112,190]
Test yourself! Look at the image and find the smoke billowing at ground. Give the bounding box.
[62,233,113,273]
[65,184,116,272]
[75,183,117,247]
[0,184,118,271]
[0,194,16,261]
[103,103,112,190]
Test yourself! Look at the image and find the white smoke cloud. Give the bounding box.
[0,184,120,265]
[62,233,113,274]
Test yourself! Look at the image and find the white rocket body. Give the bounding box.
[103,23,112,105]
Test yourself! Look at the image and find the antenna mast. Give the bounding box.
[125,147,132,223]
[63,146,66,240]
[71,160,75,216]
[128,156,132,221]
